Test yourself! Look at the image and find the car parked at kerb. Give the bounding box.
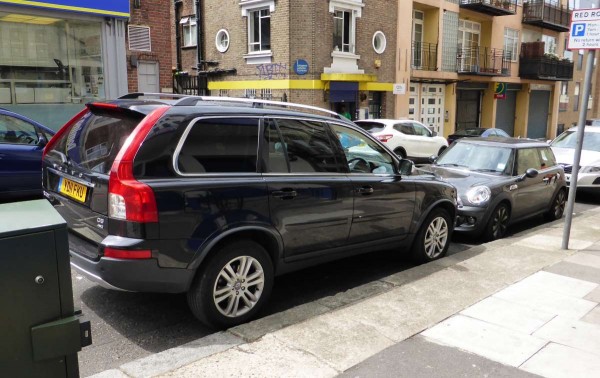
[426,137,567,241]
[42,94,457,328]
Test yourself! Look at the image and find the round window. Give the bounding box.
[215,29,230,53]
[372,31,386,54]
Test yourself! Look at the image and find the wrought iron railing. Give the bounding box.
[412,42,438,71]
[519,57,574,80]
[173,74,208,96]
[456,46,510,76]
[459,0,517,14]
[523,0,570,31]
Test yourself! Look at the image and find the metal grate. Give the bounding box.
[128,25,151,51]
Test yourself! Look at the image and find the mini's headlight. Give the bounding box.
[466,186,491,205]
[580,166,600,173]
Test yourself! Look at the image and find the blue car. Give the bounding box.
[0,109,55,201]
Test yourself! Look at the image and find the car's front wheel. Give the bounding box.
[483,203,510,241]
[187,240,274,328]
[393,147,407,159]
[544,188,566,221]
[412,208,452,263]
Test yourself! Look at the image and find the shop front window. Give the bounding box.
[0,12,104,107]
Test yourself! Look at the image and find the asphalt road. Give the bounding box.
[75,194,599,377]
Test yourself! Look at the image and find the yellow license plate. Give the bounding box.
[59,177,87,202]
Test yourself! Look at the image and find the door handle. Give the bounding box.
[356,186,374,195]
[271,189,298,199]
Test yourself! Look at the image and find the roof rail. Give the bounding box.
[174,96,343,119]
[118,93,191,100]
[117,93,344,120]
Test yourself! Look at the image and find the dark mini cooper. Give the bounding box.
[42,94,457,328]
[428,137,567,241]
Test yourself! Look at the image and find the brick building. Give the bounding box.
[126,0,174,93]
[174,0,398,119]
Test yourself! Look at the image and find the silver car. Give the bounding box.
[550,127,600,192]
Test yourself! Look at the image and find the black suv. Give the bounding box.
[42,94,457,328]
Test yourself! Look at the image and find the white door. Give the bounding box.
[420,84,445,136]
[138,62,159,93]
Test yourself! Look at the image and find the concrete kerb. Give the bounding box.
[91,208,600,378]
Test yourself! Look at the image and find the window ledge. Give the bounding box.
[332,51,360,60]
[244,51,273,65]
[182,45,197,50]
[240,0,275,16]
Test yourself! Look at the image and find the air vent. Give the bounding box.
[128,25,151,52]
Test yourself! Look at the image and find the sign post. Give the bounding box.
[562,8,598,250]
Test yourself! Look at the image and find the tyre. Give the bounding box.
[411,208,452,263]
[187,240,274,328]
[394,147,407,159]
[483,203,510,241]
[544,189,566,221]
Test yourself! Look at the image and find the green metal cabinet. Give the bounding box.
[0,200,91,377]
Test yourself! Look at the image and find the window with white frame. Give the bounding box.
[503,28,519,61]
[542,35,556,55]
[248,8,270,53]
[333,10,353,53]
[181,17,197,47]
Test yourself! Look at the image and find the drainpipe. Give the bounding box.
[174,0,182,71]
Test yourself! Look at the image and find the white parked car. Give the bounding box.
[550,126,600,192]
[354,119,448,161]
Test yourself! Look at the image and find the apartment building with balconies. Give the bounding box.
[395,0,573,139]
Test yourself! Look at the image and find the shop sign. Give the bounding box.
[494,82,506,100]
[0,0,130,18]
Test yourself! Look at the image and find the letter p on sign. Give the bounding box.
[573,23,586,37]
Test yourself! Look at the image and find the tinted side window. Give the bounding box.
[0,114,38,145]
[395,124,414,135]
[274,119,339,173]
[263,119,289,173]
[177,118,259,174]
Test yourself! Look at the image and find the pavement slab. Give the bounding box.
[544,261,600,285]
[585,286,600,303]
[582,305,600,325]
[564,252,600,269]
[520,343,600,378]
[510,270,598,298]
[338,335,540,378]
[421,315,547,367]
[515,234,594,251]
[460,296,556,334]
[532,316,600,356]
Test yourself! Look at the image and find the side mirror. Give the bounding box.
[37,135,48,147]
[398,159,414,175]
[428,155,438,163]
[517,168,539,182]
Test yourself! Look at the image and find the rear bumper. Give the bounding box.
[70,249,194,293]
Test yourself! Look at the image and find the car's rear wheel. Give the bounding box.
[545,189,566,221]
[483,203,510,241]
[412,208,452,263]
[187,240,273,328]
[394,147,407,159]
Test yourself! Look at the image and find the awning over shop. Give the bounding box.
[329,81,358,102]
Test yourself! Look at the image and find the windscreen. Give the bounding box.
[437,143,513,174]
[45,109,143,174]
[551,131,600,152]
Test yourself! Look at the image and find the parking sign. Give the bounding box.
[568,9,600,50]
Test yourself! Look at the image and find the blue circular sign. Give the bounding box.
[293,59,309,75]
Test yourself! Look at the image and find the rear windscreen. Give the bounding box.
[355,122,385,133]
[46,110,143,174]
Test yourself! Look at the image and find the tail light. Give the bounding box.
[376,134,394,143]
[104,247,151,259]
[42,107,89,160]
[108,106,169,223]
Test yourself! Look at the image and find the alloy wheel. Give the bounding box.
[553,190,566,218]
[423,216,449,259]
[491,206,509,239]
[213,256,265,318]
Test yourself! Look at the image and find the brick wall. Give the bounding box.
[127,0,174,93]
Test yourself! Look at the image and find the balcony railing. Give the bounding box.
[522,0,570,32]
[456,47,511,76]
[412,42,438,71]
[459,0,517,16]
[519,57,574,81]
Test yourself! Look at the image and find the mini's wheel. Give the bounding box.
[187,240,273,328]
[483,203,510,241]
[394,148,407,159]
[545,189,566,221]
[411,208,452,263]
